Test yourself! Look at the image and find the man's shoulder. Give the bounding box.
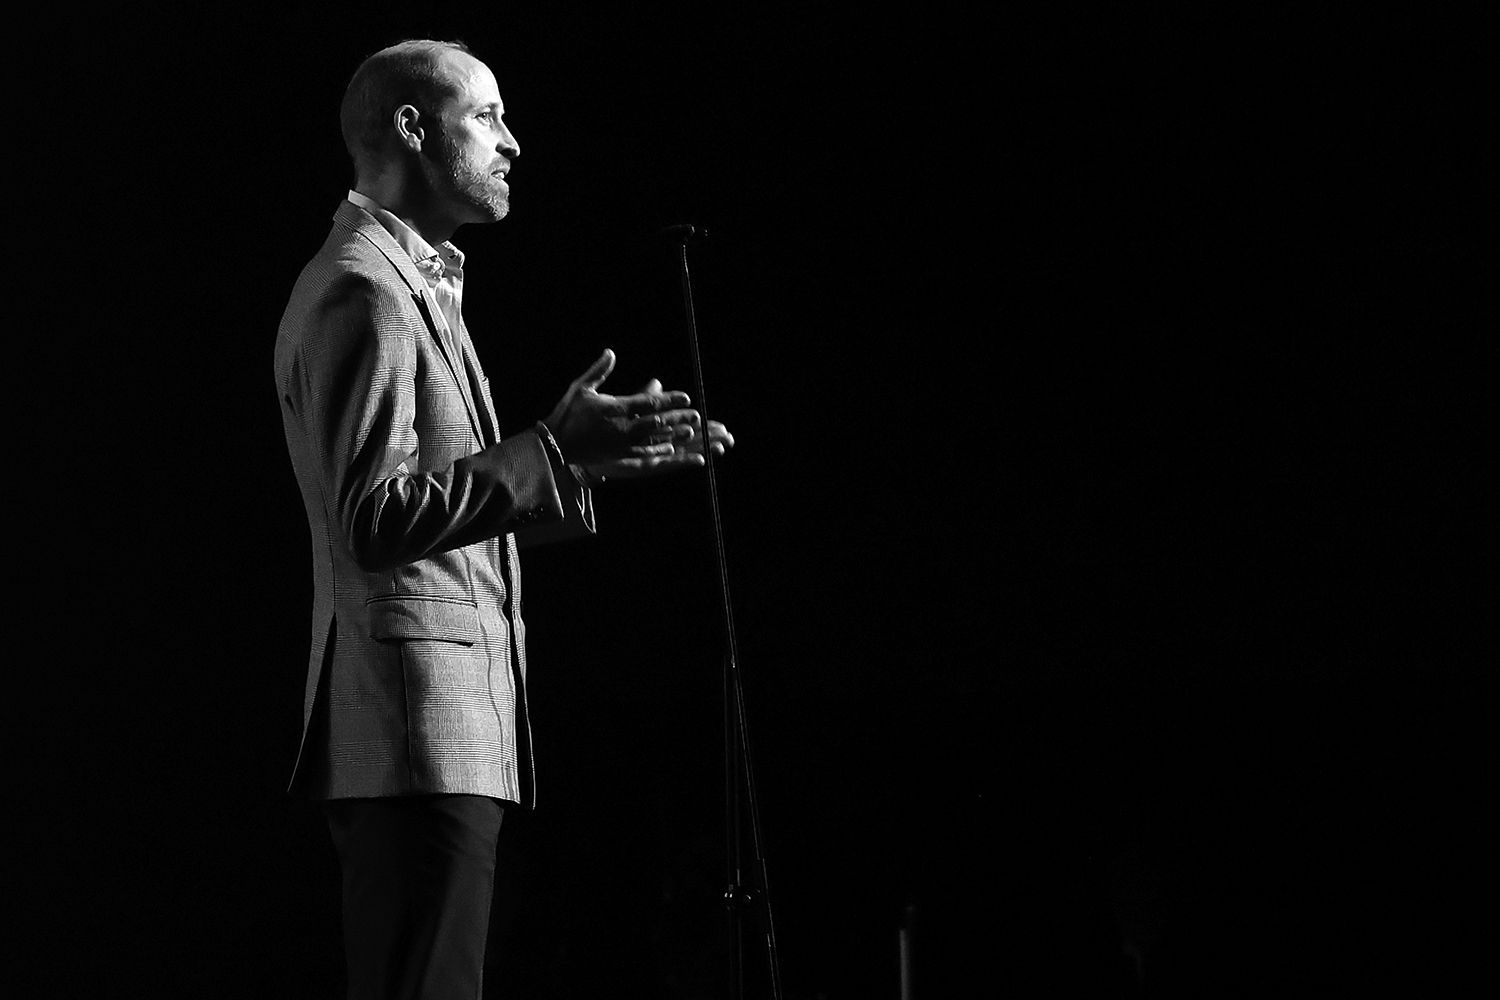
[277,210,421,344]
[287,212,410,302]
[304,207,400,276]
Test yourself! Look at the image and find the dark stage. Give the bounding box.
[18,4,1485,997]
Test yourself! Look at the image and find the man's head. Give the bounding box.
[340,40,520,232]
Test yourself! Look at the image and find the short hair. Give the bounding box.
[339,39,472,171]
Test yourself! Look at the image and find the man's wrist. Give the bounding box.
[534,421,567,468]
[535,421,605,487]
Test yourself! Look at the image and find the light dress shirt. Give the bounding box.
[346,189,467,352]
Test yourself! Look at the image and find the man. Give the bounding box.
[274,38,732,999]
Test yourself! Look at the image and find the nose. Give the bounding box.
[496,121,520,160]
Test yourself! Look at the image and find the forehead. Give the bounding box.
[436,50,502,109]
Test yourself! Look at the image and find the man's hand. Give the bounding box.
[543,350,734,475]
[579,376,736,480]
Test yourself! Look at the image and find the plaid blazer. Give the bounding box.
[274,200,593,805]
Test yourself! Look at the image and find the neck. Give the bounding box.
[354,172,459,245]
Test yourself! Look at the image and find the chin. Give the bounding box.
[470,194,509,223]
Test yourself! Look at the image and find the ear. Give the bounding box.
[393,105,425,153]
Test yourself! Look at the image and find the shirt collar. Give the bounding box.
[346,190,464,283]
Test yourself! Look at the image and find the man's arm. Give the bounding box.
[289,280,728,572]
[295,272,573,572]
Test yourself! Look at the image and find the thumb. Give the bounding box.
[578,348,616,390]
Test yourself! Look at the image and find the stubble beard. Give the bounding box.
[437,131,509,223]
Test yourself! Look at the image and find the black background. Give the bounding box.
[20,3,1486,997]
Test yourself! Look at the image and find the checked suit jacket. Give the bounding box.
[274,200,593,806]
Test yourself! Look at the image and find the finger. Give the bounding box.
[676,437,724,457]
[577,348,616,390]
[627,442,677,457]
[646,424,694,444]
[639,378,664,394]
[629,409,700,437]
[617,389,691,415]
[705,421,735,448]
[657,447,708,465]
[609,452,706,475]
[654,408,702,427]
[631,452,706,468]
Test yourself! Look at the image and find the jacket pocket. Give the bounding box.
[366,594,480,645]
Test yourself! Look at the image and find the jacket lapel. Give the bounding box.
[334,202,488,447]
[459,321,501,447]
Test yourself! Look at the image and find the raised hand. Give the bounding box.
[579,376,736,479]
[544,349,720,470]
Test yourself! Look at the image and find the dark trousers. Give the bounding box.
[324,795,506,1000]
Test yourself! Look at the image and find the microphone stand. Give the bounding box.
[666,224,783,1000]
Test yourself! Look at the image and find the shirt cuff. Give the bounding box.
[534,421,567,467]
[535,422,605,488]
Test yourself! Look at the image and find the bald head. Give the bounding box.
[339,39,473,176]
[336,40,520,241]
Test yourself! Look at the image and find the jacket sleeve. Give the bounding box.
[292,270,586,572]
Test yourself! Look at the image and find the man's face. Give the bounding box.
[424,51,520,225]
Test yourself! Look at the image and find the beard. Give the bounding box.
[432,130,510,223]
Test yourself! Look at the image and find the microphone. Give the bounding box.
[660,223,709,243]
